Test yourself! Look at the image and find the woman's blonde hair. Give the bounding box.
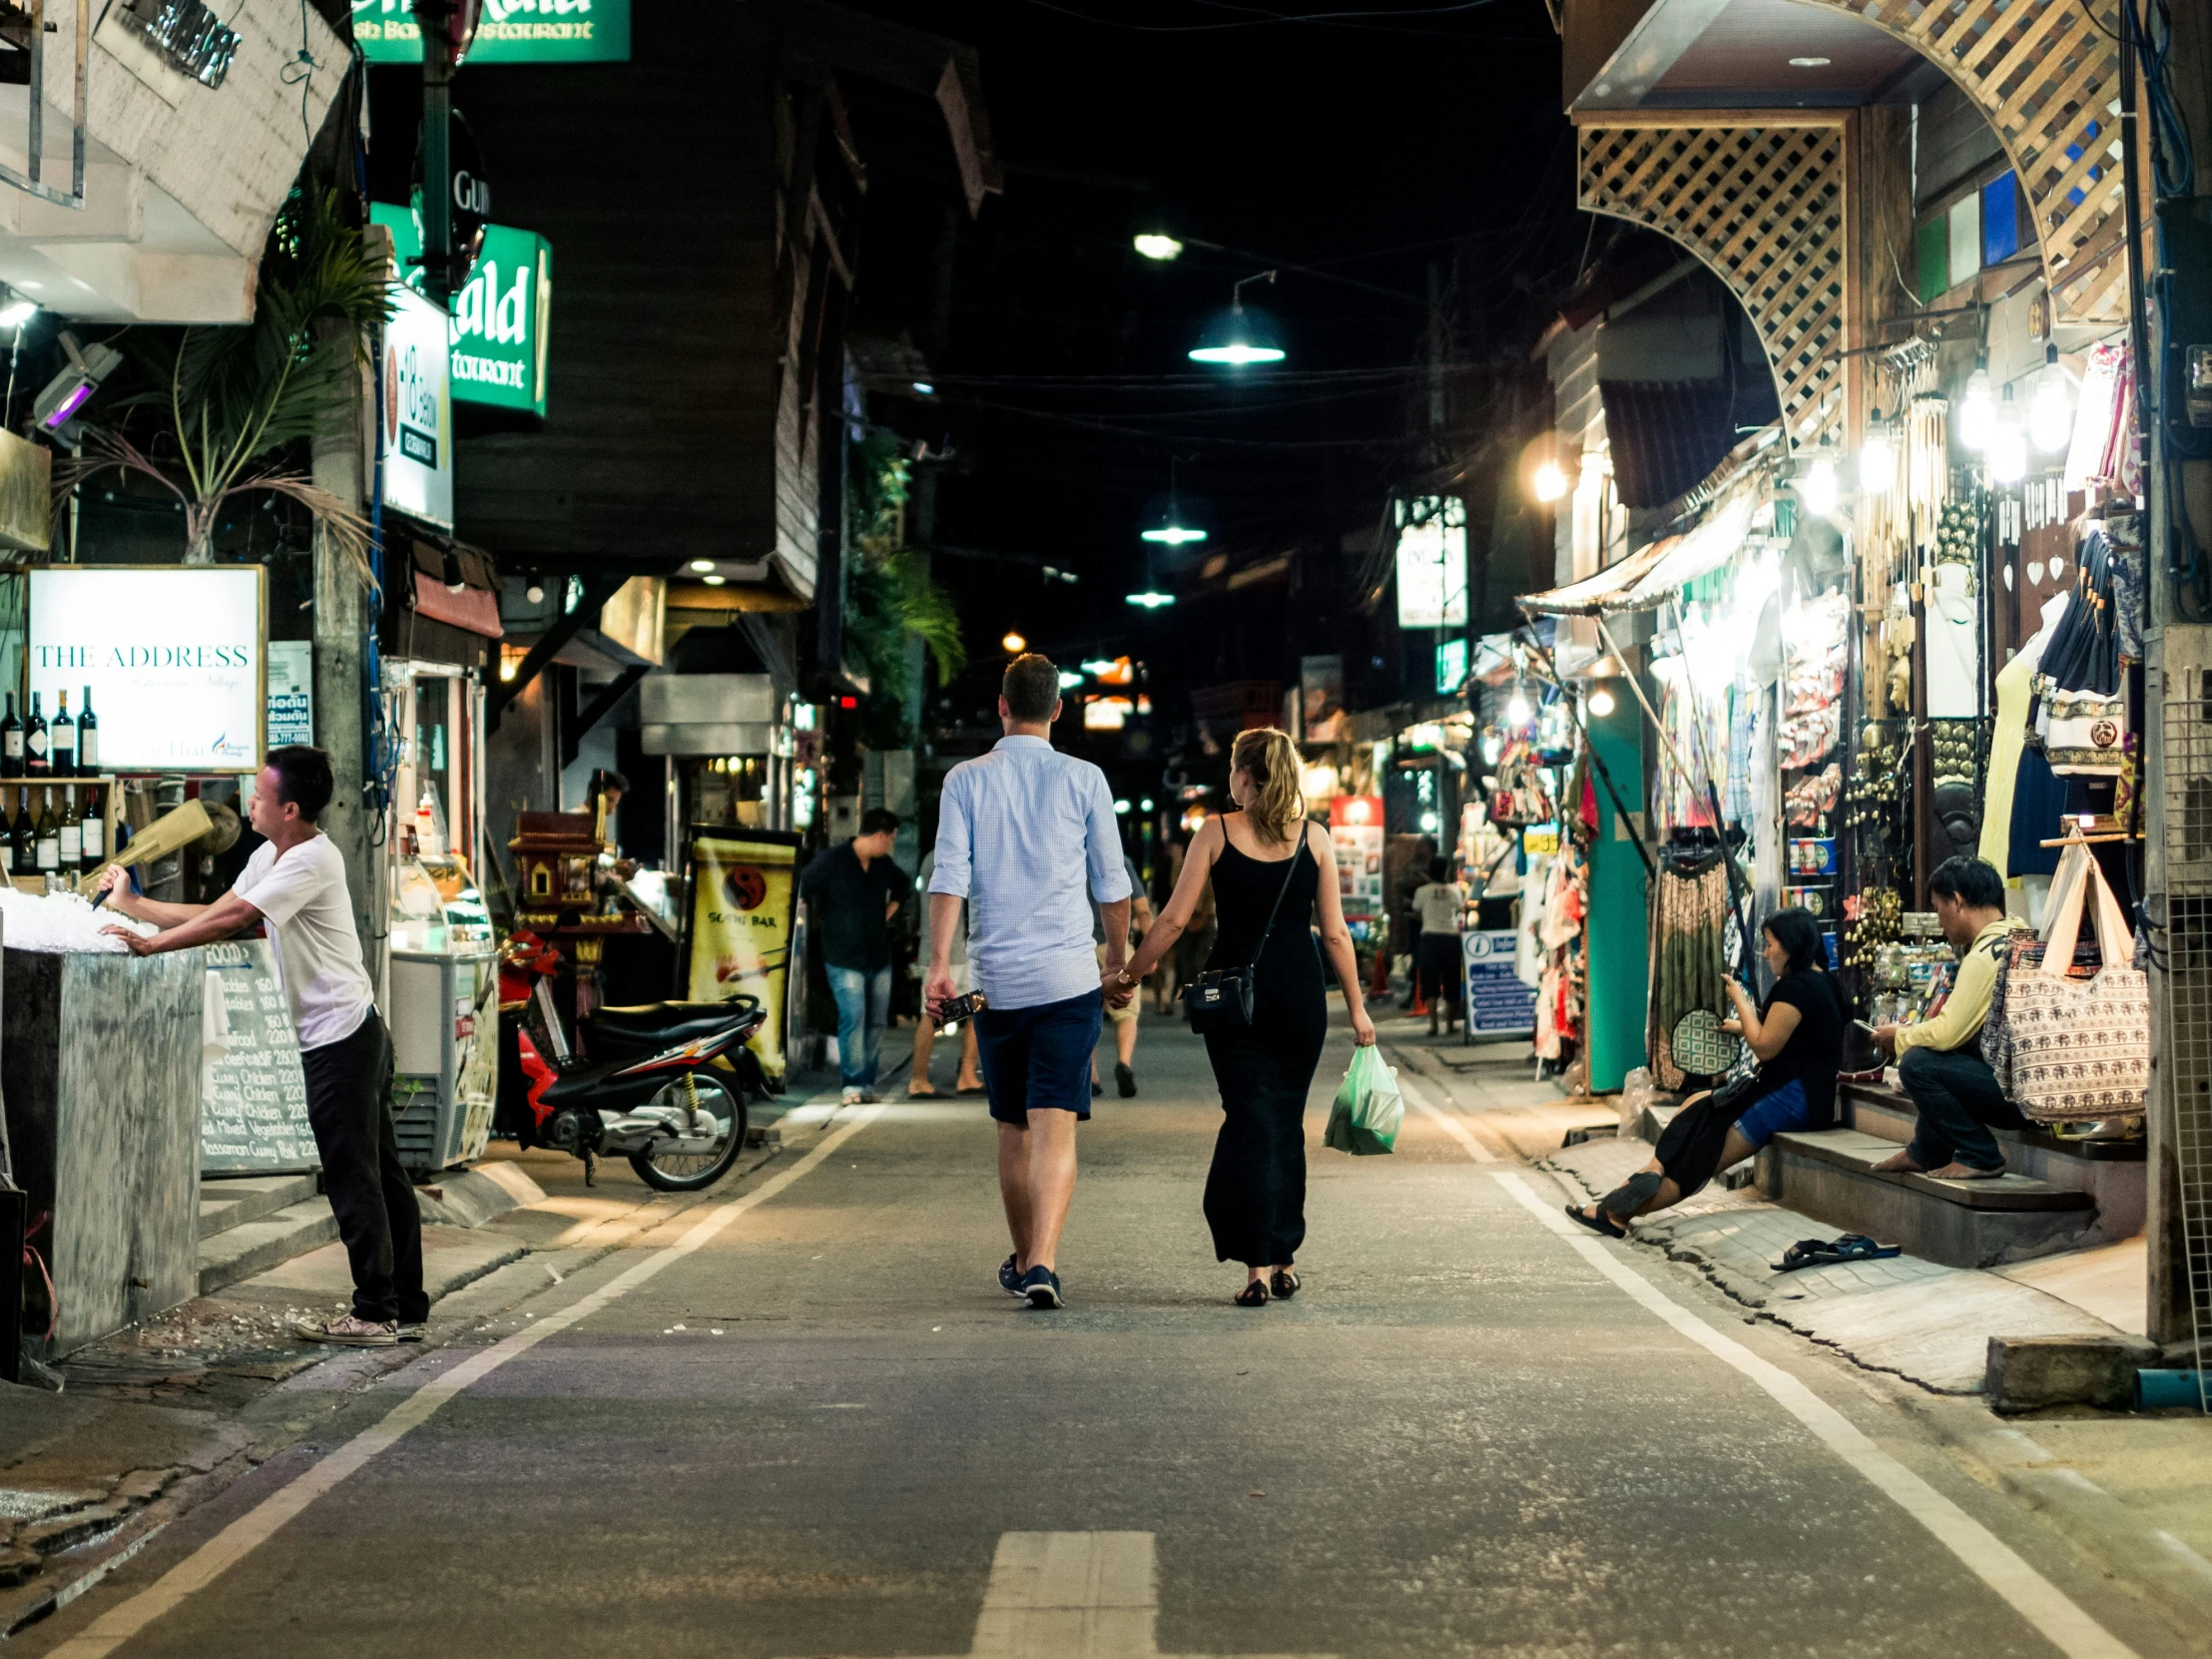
[1231,727,1305,845]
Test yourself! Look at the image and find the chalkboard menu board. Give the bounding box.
[200,940,317,1174]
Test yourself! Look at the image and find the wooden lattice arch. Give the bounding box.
[1577,121,1848,453]
[1793,0,2125,324]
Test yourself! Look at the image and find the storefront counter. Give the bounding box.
[0,943,205,1355]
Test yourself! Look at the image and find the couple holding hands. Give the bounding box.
[924,655,1376,1311]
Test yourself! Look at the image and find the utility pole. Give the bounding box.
[409,0,478,304]
[2143,1,2211,1359]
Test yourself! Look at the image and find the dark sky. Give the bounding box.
[844,0,1578,678]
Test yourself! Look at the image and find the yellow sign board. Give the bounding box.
[687,830,799,1086]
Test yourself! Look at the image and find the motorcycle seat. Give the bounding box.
[586,999,758,1045]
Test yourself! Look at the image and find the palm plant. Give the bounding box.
[60,190,393,578]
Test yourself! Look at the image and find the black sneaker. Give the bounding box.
[1115,1062,1136,1098]
[998,1254,1022,1296]
[1017,1266,1064,1309]
[396,1322,427,1343]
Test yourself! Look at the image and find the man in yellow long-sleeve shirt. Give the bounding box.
[1871,856,2024,1179]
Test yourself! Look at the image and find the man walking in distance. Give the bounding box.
[800,806,905,1106]
[103,747,422,1346]
[926,653,1129,1310]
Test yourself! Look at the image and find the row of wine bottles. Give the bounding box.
[7,784,105,876]
[0,690,100,778]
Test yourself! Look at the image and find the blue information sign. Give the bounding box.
[1462,929,1536,1037]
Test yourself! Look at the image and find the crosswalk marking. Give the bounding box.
[808,1531,1336,1659]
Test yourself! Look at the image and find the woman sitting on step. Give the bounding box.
[1569,907,1845,1237]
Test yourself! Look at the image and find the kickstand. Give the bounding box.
[582,1148,597,1188]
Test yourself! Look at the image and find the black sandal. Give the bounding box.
[1269,1269,1299,1299]
[1564,1205,1625,1239]
[1234,1281,1269,1308]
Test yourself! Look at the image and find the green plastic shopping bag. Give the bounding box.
[1323,1046,1402,1155]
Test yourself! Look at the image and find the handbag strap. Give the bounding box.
[1242,828,1308,969]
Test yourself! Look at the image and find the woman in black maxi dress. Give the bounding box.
[1104,728,1378,1305]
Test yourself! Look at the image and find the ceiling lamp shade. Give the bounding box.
[1140,520,1207,545]
[1188,301,1285,365]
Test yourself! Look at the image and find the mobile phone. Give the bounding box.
[934,989,987,1025]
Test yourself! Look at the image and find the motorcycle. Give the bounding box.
[497,931,768,1191]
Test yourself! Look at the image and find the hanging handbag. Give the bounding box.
[1182,838,1305,1035]
[2044,687,2129,776]
[2005,855,2149,1122]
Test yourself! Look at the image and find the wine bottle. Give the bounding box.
[23,692,47,777]
[57,785,80,868]
[0,693,20,779]
[76,686,97,775]
[79,784,103,869]
[34,788,59,872]
[50,690,73,778]
[8,791,31,874]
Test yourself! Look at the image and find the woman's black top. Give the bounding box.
[1206,816,1324,1033]
[1755,967,1845,1127]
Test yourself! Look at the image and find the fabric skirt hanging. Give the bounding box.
[1647,854,1730,1091]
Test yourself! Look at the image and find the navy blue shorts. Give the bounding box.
[975,989,1103,1125]
[1731,1077,1813,1149]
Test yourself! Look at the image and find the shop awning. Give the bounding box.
[1515,493,1758,617]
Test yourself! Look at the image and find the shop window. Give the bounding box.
[1982,172,2020,266]
[1917,219,1947,305]
[1947,193,1981,289]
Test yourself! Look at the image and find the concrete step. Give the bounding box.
[1843,1088,1918,1145]
[198,1173,320,1240]
[1758,1129,2099,1270]
[197,1197,339,1297]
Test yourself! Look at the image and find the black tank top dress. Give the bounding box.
[1200,819,1328,1268]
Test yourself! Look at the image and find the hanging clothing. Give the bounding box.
[1646,852,1730,1091]
[1980,600,2063,877]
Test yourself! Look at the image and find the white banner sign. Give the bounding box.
[383,283,454,528]
[28,566,265,771]
[1394,495,1468,629]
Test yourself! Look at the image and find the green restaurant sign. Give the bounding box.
[352,0,629,64]
[373,204,553,418]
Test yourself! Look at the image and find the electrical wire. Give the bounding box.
[1009,0,1537,35]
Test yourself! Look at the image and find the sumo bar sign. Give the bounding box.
[382,281,454,528]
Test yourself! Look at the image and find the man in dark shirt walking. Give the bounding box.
[801,808,906,1104]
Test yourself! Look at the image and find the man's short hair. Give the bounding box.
[1002,654,1061,724]
[266,746,335,823]
[1929,854,2004,911]
[859,808,900,837]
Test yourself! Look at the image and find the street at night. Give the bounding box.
[18,1017,2201,1658]
[0,0,2207,1654]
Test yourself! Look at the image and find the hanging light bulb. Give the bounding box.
[1989,383,2028,483]
[1588,686,1616,718]
[1957,358,1995,451]
[2029,344,2075,454]
[1801,452,1839,519]
[1504,688,1532,727]
[1858,409,1895,495]
[1531,459,1568,503]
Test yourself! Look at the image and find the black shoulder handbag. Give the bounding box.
[1182,836,1305,1035]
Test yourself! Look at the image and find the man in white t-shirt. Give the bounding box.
[1409,857,1467,1037]
[102,746,422,1347]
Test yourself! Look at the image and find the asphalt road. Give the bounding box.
[25,1013,2192,1659]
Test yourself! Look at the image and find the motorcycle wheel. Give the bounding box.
[629,1072,750,1192]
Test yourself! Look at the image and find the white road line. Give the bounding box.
[1488,1170,2139,1659]
[811,1531,1333,1659]
[1393,1070,1499,1162]
[44,1105,887,1659]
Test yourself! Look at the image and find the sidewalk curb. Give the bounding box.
[1913,1404,2212,1639]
